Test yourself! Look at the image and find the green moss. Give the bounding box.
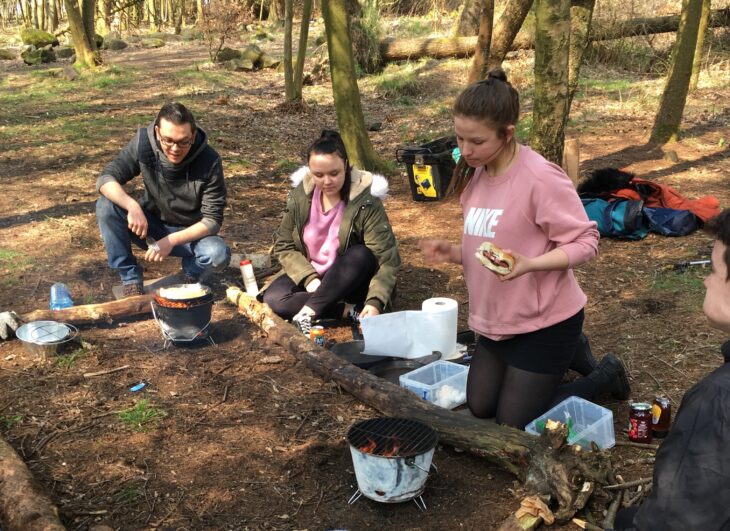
[20,27,56,47]
[373,62,420,99]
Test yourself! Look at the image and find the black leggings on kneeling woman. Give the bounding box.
[263,244,378,320]
[467,309,598,428]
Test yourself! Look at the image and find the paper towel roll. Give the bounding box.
[421,297,458,358]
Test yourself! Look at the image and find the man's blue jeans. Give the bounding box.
[96,197,231,284]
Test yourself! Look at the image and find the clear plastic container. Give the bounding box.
[49,283,74,310]
[524,396,615,450]
[399,360,469,409]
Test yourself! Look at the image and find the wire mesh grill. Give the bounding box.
[347,417,438,458]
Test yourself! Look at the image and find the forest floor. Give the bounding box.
[0,21,729,531]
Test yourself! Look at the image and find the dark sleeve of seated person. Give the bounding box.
[615,342,730,531]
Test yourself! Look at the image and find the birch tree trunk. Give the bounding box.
[650,0,704,144]
[468,0,495,83]
[689,0,711,91]
[531,0,571,165]
[321,0,381,171]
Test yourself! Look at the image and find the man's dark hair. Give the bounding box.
[704,208,730,280]
[155,102,196,131]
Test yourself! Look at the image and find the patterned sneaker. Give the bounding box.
[347,304,364,323]
[122,282,144,297]
[292,314,312,336]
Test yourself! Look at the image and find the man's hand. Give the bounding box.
[0,311,23,340]
[126,201,148,238]
[144,235,173,262]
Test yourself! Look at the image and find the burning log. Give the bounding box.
[226,287,616,521]
[20,294,154,326]
[0,435,65,531]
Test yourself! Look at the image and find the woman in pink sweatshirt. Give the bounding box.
[420,70,630,428]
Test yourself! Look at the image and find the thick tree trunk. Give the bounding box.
[378,7,730,62]
[321,0,381,171]
[293,0,312,101]
[689,0,711,91]
[64,0,100,67]
[453,0,483,37]
[0,436,66,531]
[225,287,617,521]
[566,0,596,116]
[196,0,203,22]
[467,0,494,83]
[21,293,153,325]
[531,0,571,165]
[82,0,97,50]
[650,0,704,144]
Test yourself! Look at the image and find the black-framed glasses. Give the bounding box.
[159,136,194,148]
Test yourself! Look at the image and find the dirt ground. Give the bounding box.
[0,26,729,531]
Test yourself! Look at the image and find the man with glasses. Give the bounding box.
[95,102,230,297]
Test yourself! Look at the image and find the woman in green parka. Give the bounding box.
[262,130,401,334]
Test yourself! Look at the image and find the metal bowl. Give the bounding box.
[16,321,79,358]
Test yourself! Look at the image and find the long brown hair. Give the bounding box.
[446,69,520,197]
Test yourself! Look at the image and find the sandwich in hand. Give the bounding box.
[475,241,514,275]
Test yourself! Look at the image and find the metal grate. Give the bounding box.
[347,417,438,458]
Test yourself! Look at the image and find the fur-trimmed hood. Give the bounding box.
[289,166,389,200]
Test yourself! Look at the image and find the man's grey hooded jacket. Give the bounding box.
[96,122,226,234]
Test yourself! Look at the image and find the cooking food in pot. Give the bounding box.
[475,241,514,275]
[157,284,208,300]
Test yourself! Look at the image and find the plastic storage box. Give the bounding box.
[399,360,469,409]
[396,136,457,202]
[524,396,615,450]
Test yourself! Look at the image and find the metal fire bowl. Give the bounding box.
[330,340,388,369]
[16,321,80,358]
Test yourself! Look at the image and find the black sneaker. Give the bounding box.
[292,314,312,336]
[122,282,144,297]
[589,353,631,400]
[181,272,200,285]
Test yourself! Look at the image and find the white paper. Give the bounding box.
[360,298,459,359]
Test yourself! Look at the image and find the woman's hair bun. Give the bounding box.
[486,68,508,83]
[320,129,341,140]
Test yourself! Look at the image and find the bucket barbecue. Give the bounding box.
[346,417,438,509]
[151,283,214,345]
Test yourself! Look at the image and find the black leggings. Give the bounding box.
[263,244,378,320]
[467,311,597,428]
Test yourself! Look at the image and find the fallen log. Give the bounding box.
[0,436,65,531]
[226,287,615,520]
[20,294,153,326]
[379,7,730,62]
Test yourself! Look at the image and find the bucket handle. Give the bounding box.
[405,456,438,476]
[150,301,212,343]
[28,322,79,345]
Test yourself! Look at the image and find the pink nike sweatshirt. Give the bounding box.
[460,145,599,339]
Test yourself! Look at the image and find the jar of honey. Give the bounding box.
[629,402,653,443]
[652,396,671,438]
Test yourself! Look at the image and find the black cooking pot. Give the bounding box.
[152,284,214,344]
